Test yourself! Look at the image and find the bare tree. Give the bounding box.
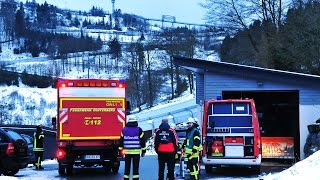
[201,0,289,53]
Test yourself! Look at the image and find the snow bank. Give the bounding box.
[264,150,320,180]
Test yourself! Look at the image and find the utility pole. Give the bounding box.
[111,0,115,29]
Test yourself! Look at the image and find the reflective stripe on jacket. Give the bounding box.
[118,124,146,155]
[185,127,202,159]
[33,132,44,152]
[154,123,178,153]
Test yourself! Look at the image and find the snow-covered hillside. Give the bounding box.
[0,84,56,126]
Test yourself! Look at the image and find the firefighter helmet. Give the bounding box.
[187,117,198,124]
[127,115,138,123]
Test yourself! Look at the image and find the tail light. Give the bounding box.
[6,143,15,155]
[56,149,66,159]
[257,139,261,148]
[202,137,206,156]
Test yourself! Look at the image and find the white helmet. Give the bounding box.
[127,115,138,123]
[187,117,197,124]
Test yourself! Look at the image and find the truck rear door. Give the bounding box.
[57,79,126,141]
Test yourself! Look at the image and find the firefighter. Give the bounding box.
[154,118,178,180]
[118,115,146,180]
[184,117,202,180]
[33,124,45,170]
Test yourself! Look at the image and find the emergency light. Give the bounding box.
[58,79,126,88]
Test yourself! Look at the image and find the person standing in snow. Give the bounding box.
[184,117,202,180]
[154,117,178,180]
[33,124,45,170]
[118,115,146,180]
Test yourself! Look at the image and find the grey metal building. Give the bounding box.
[173,56,320,160]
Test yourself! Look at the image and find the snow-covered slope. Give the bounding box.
[0,84,56,126]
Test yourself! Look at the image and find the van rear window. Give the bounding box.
[209,102,251,115]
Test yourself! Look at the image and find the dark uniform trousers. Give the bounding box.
[187,157,199,180]
[34,151,44,167]
[158,152,175,180]
[124,154,140,180]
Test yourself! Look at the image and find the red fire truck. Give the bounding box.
[201,98,262,173]
[52,78,127,175]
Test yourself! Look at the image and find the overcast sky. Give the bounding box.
[20,0,207,24]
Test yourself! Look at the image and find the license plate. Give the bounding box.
[84,155,100,160]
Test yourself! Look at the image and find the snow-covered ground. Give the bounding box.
[263,150,320,180]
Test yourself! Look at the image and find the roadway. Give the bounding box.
[15,155,289,180]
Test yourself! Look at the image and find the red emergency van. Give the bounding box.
[202,99,262,173]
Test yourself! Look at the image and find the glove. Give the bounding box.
[141,150,146,157]
[192,148,197,154]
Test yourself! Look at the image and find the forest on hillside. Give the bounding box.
[0,0,203,111]
[1,0,320,111]
[203,0,320,75]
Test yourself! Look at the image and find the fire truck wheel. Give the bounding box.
[112,165,119,173]
[58,163,65,175]
[104,166,111,174]
[2,168,19,176]
[66,165,73,175]
[205,165,212,173]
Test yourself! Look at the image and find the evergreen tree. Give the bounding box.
[108,38,122,67]
[14,3,26,38]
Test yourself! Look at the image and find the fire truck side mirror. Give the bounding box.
[52,117,57,126]
[126,101,131,115]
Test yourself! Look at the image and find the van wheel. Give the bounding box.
[205,165,212,173]
[251,165,261,174]
[2,168,19,176]
[58,163,65,175]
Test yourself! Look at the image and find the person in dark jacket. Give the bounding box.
[184,117,202,180]
[118,115,146,180]
[154,118,178,180]
[33,124,45,170]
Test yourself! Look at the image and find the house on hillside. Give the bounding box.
[173,56,320,160]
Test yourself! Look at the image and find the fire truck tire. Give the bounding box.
[66,165,73,175]
[112,165,120,173]
[104,166,111,174]
[2,168,19,176]
[205,165,212,173]
[58,163,65,175]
